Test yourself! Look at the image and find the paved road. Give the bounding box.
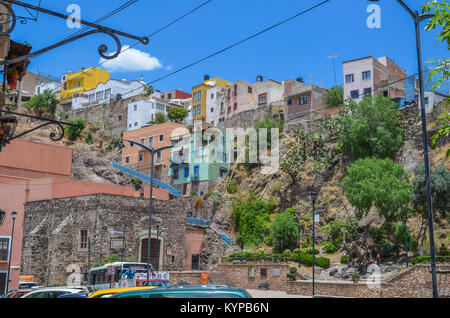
[247,289,310,298]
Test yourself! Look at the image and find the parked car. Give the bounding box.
[111,285,252,298]
[87,286,157,298]
[18,282,38,289]
[21,286,89,298]
[57,293,88,298]
[3,289,33,298]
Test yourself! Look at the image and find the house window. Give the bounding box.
[234,103,237,110]
[211,93,214,100]
[233,85,237,97]
[96,91,103,101]
[350,90,359,99]
[139,154,144,162]
[125,156,130,164]
[120,100,124,107]
[362,71,371,80]
[258,93,267,104]
[194,166,200,178]
[220,103,225,113]
[0,238,10,261]
[128,124,132,128]
[140,138,146,146]
[129,140,135,148]
[219,168,228,178]
[156,151,162,162]
[287,99,292,105]
[184,167,189,178]
[211,108,214,113]
[260,268,267,278]
[168,93,172,99]
[300,96,308,105]
[227,107,231,114]
[134,105,137,111]
[248,87,252,94]
[424,97,429,105]
[118,115,122,121]
[105,89,111,100]
[173,169,179,180]
[159,134,164,142]
[149,136,154,147]
[79,230,88,250]
[89,94,95,103]
[383,90,389,97]
[363,88,372,96]
[193,92,197,103]
[345,74,355,83]
[134,122,138,127]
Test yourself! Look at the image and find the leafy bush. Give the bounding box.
[258,282,270,290]
[439,243,449,256]
[85,131,93,144]
[369,226,388,244]
[212,257,220,264]
[283,249,292,257]
[340,255,349,264]
[322,241,338,254]
[325,85,344,108]
[380,242,400,258]
[65,118,86,141]
[351,273,361,284]
[291,253,330,269]
[411,255,450,265]
[226,179,238,194]
[270,208,298,253]
[287,267,297,281]
[231,192,274,248]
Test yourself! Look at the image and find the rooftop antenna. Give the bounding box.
[328,54,338,87]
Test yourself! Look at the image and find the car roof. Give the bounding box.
[88,286,157,297]
[26,288,85,293]
[112,285,251,297]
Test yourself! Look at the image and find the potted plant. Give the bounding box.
[7,67,19,90]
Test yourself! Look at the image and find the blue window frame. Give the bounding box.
[184,167,189,178]
[350,90,359,99]
[362,71,371,80]
[174,169,179,180]
[194,166,200,178]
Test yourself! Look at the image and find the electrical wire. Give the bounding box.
[118,0,332,97]
[66,0,214,84]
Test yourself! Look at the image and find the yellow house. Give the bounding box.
[61,67,110,100]
[192,77,230,122]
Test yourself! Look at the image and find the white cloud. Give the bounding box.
[100,45,162,72]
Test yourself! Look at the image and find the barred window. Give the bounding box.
[0,238,10,261]
[79,230,88,250]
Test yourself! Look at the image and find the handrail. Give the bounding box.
[113,158,183,196]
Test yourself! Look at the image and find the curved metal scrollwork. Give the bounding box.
[0,2,16,36]
[97,29,122,60]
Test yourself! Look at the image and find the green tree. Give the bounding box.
[65,118,86,141]
[24,90,59,116]
[422,1,450,157]
[341,158,413,230]
[339,95,403,159]
[231,192,275,248]
[142,85,154,97]
[270,208,299,253]
[148,112,168,125]
[325,85,344,108]
[413,163,450,219]
[168,106,189,123]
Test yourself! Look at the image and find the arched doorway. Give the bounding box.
[140,238,161,271]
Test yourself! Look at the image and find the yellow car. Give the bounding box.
[88,286,158,298]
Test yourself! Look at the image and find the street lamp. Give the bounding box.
[310,191,318,297]
[403,216,409,268]
[119,140,176,283]
[370,0,438,298]
[5,211,17,293]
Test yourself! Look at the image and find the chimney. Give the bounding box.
[204,74,210,81]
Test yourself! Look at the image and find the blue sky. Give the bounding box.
[12,0,449,93]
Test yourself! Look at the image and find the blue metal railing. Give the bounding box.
[113,158,183,196]
[186,218,232,246]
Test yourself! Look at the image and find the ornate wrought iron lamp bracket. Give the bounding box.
[0,0,149,65]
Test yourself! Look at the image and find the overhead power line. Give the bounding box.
[66,0,213,83]
[119,0,332,97]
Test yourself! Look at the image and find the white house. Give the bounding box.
[35,80,61,95]
[206,86,227,126]
[127,97,169,131]
[71,79,154,110]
